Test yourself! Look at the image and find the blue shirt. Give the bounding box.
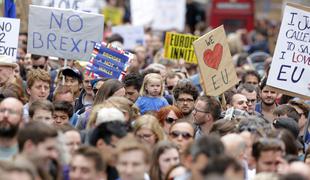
[135,96,169,114]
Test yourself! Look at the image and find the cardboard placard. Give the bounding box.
[27,5,104,61]
[102,6,123,25]
[51,0,100,13]
[193,25,238,96]
[111,25,144,50]
[0,17,20,59]
[130,0,155,27]
[267,3,310,99]
[164,32,198,64]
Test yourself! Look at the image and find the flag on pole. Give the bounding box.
[4,0,16,18]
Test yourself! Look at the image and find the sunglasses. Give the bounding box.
[165,117,177,124]
[32,65,45,69]
[170,131,193,140]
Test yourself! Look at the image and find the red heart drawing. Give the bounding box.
[203,43,223,70]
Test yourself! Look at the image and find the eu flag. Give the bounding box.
[4,0,16,18]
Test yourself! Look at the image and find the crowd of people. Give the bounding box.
[0,1,310,180]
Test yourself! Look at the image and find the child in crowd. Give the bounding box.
[135,73,169,114]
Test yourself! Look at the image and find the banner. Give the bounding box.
[112,25,144,50]
[27,5,104,61]
[130,0,155,27]
[0,17,20,59]
[267,3,310,99]
[164,32,198,64]
[193,25,238,96]
[86,42,133,80]
[102,6,123,25]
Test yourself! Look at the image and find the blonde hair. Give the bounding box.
[133,115,166,142]
[140,73,164,97]
[105,96,140,121]
[87,103,116,129]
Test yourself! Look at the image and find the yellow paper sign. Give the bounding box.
[193,25,238,96]
[164,32,198,64]
[102,6,123,25]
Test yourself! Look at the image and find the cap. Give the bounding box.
[62,67,83,81]
[0,55,17,68]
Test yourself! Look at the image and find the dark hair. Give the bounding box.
[237,83,258,94]
[289,99,310,118]
[31,54,47,61]
[268,129,298,156]
[73,146,106,172]
[201,154,243,177]
[93,79,124,105]
[53,101,74,118]
[272,117,299,139]
[173,80,199,101]
[252,138,284,160]
[280,173,308,180]
[107,33,124,44]
[29,100,54,118]
[259,77,267,91]
[197,95,222,120]
[273,104,300,123]
[241,70,261,84]
[18,121,58,151]
[123,73,143,91]
[89,121,127,146]
[190,135,225,161]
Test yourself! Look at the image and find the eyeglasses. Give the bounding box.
[0,108,20,115]
[169,131,193,140]
[193,108,209,114]
[32,65,45,69]
[165,117,177,124]
[177,98,194,103]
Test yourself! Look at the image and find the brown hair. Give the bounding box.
[252,138,285,160]
[17,121,58,152]
[29,100,54,118]
[26,69,51,89]
[93,79,124,105]
[53,85,74,102]
[73,146,106,172]
[149,141,179,180]
[115,135,151,164]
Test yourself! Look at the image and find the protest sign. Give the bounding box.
[112,25,144,50]
[50,0,100,13]
[130,0,155,27]
[193,25,238,96]
[27,5,104,61]
[267,3,310,99]
[0,17,20,59]
[164,32,198,64]
[151,0,186,31]
[86,42,133,80]
[130,0,185,31]
[102,6,123,25]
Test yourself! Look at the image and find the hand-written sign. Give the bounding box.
[267,3,310,99]
[164,32,198,64]
[0,17,20,59]
[27,5,104,61]
[193,25,238,96]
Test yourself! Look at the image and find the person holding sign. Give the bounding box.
[135,73,169,115]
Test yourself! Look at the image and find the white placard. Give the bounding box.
[151,0,186,31]
[267,3,310,98]
[27,5,104,61]
[130,0,155,27]
[112,25,144,49]
[0,17,20,59]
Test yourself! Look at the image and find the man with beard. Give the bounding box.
[173,80,199,121]
[255,78,278,122]
[192,96,222,138]
[0,98,24,160]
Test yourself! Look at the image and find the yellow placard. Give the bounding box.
[164,32,198,64]
[102,6,123,25]
[193,25,238,96]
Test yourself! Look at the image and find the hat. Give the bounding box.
[61,67,83,81]
[0,55,17,68]
[95,107,125,126]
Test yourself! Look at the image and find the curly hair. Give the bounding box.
[172,80,199,101]
[26,69,51,89]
